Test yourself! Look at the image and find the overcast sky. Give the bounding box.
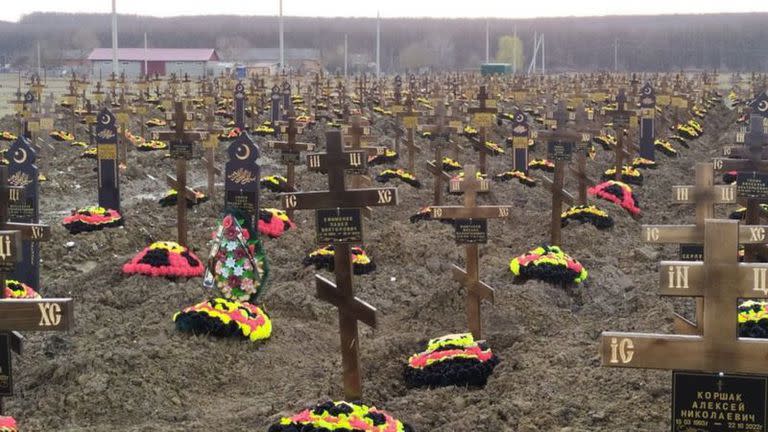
[3,0,768,22]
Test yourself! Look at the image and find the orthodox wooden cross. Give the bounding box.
[533,104,580,246]
[601,218,768,376]
[155,102,205,246]
[713,91,768,261]
[467,86,498,174]
[96,109,121,213]
[396,96,419,173]
[606,89,635,181]
[280,130,398,400]
[430,164,510,339]
[642,163,738,336]
[421,87,461,206]
[267,115,315,198]
[0,164,62,415]
[200,102,223,200]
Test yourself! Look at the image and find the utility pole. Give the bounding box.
[376,11,381,78]
[485,19,490,63]
[144,32,148,76]
[279,0,285,72]
[344,33,348,78]
[541,34,545,74]
[512,25,517,74]
[111,0,119,76]
[614,38,618,72]
[37,41,41,77]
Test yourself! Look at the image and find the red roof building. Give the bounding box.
[88,48,219,78]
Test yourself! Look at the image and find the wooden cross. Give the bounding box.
[601,218,768,374]
[421,89,460,206]
[113,90,132,167]
[533,104,581,246]
[642,163,738,336]
[569,106,605,205]
[606,89,636,181]
[467,86,498,174]
[200,103,223,199]
[280,130,398,400]
[713,92,768,261]
[154,102,205,246]
[0,164,62,415]
[429,164,510,339]
[267,115,315,199]
[396,96,419,173]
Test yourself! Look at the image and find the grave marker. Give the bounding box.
[638,82,656,161]
[430,164,510,339]
[467,86,498,174]
[155,102,205,246]
[224,129,261,229]
[280,130,398,400]
[7,137,42,289]
[96,109,121,212]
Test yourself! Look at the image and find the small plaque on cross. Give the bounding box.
[736,172,768,199]
[315,208,364,244]
[548,141,574,162]
[454,219,488,244]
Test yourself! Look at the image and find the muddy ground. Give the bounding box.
[1,98,738,431]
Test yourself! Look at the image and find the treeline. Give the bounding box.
[1,12,767,72]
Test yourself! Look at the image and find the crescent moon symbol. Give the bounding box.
[515,114,524,122]
[100,114,111,125]
[236,143,251,160]
[759,100,768,112]
[643,87,652,95]
[14,148,27,164]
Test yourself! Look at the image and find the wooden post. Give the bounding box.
[430,165,509,339]
[467,86,498,174]
[281,130,398,401]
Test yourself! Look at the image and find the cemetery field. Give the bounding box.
[1,100,737,431]
[0,74,69,117]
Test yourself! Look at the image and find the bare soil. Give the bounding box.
[2,100,737,431]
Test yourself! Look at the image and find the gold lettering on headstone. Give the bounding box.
[308,154,321,169]
[668,265,690,289]
[284,194,297,209]
[498,207,509,218]
[377,189,393,204]
[676,187,689,201]
[348,152,362,167]
[38,303,61,327]
[753,268,768,296]
[714,159,724,171]
[0,235,10,261]
[609,337,635,364]
[646,227,660,242]
[722,187,735,202]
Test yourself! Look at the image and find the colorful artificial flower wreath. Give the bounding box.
[655,139,678,157]
[561,205,614,229]
[375,169,421,188]
[482,140,505,155]
[136,140,168,151]
[669,134,690,149]
[528,159,555,173]
[631,157,657,169]
[0,131,17,141]
[174,214,271,342]
[49,130,74,142]
[409,206,434,224]
[368,149,398,166]
[267,401,414,432]
[440,157,462,172]
[259,208,295,238]
[122,241,205,278]
[462,125,478,138]
[738,300,768,338]
[254,123,276,136]
[729,204,768,220]
[509,245,588,284]
[3,279,41,299]
[80,147,97,159]
[303,245,376,275]
[260,175,291,193]
[0,417,17,432]
[588,181,640,217]
[404,333,498,388]
[62,206,123,234]
[723,171,737,184]
[592,135,616,151]
[70,141,88,148]
[494,170,536,187]
[602,166,643,186]
[159,189,208,208]
[219,127,244,141]
[174,297,272,342]
[145,118,166,128]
